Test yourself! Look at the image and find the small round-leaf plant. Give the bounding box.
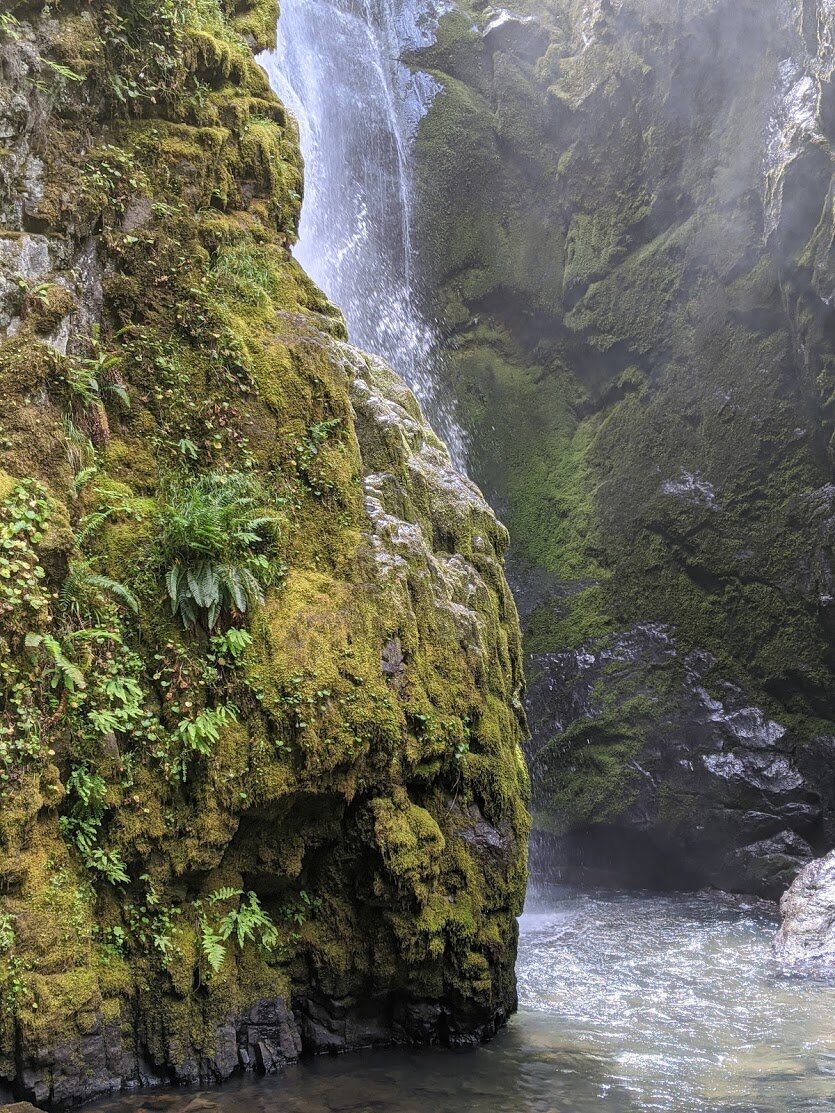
[0,482,51,626]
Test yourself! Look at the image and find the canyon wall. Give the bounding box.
[415,0,835,897]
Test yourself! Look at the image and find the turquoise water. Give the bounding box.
[89,885,835,1112]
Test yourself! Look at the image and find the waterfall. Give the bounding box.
[260,0,466,464]
[763,0,835,237]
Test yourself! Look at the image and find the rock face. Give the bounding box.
[413,0,835,896]
[0,2,528,1106]
[526,625,821,897]
[775,851,835,966]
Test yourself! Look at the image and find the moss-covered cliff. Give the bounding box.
[413,0,835,896]
[0,2,529,1105]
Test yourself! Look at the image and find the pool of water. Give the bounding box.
[89,884,835,1112]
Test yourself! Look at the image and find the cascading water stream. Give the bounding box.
[763,0,835,238]
[259,0,466,464]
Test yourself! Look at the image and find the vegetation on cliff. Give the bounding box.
[0,1,528,1104]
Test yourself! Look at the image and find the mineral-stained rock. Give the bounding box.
[774,851,835,966]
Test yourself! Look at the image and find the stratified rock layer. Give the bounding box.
[413,0,835,896]
[0,2,528,1106]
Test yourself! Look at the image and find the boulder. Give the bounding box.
[774,851,835,966]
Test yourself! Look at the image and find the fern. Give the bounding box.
[208,887,243,904]
[219,891,278,951]
[85,848,130,885]
[65,765,107,809]
[41,58,85,83]
[74,508,115,549]
[157,471,280,630]
[61,561,139,619]
[175,704,237,758]
[200,923,227,973]
[59,765,129,885]
[25,632,87,692]
[71,466,98,498]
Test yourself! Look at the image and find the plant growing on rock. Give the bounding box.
[59,764,130,885]
[196,888,279,976]
[0,481,51,627]
[156,470,280,631]
[61,561,139,621]
[63,330,130,447]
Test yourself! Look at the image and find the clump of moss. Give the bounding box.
[0,0,529,1099]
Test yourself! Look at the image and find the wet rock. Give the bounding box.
[237,997,302,1067]
[381,635,404,676]
[774,850,835,966]
[659,470,720,510]
[730,831,816,900]
[529,625,822,897]
[253,1040,283,1074]
[454,801,510,860]
[481,9,547,57]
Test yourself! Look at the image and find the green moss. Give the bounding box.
[0,0,528,1084]
[412,0,835,853]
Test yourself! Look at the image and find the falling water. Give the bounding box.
[259,0,466,463]
[763,0,835,236]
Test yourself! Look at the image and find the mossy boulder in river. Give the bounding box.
[412,0,835,897]
[0,1,528,1106]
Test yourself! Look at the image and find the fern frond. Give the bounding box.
[83,572,139,613]
[71,466,98,498]
[208,887,243,904]
[75,508,114,549]
[200,925,227,974]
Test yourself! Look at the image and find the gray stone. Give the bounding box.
[528,624,822,897]
[775,850,835,966]
[381,635,404,676]
[0,233,50,330]
[253,1040,281,1074]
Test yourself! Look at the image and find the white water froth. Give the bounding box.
[260,0,466,464]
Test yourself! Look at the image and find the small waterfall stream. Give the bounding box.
[259,0,466,463]
[763,0,835,237]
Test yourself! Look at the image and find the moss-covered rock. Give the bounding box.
[0,1,528,1105]
[412,0,835,895]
